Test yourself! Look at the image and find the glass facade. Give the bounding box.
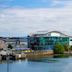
[28,36,69,50]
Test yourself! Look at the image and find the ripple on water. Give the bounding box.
[0,57,72,72]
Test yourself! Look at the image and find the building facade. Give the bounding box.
[69,37,72,46]
[28,31,69,50]
[0,37,27,49]
[0,39,6,49]
[5,37,27,48]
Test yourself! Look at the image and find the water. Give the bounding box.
[0,56,72,72]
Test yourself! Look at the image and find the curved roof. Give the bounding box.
[48,31,69,37]
[30,31,70,37]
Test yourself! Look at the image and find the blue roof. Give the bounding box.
[15,48,30,50]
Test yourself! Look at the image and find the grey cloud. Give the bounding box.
[0,1,72,36]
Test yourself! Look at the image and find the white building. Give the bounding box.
[69,37,72,46]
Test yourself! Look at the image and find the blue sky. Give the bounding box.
[0,0,72,37]
[0,0,66,8]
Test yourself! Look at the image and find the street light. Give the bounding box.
[6,48,10,72]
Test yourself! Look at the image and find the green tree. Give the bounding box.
[54,43,65,54]
[64,44,69,51]
[69,45,72,51]
[8,44,13,49]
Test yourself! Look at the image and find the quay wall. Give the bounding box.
[26,50,53,58]
[15,50,53,59]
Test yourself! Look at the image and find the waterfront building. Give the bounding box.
[69,37,72,46]
[5,37,27,48]
[28,31,69,50]
[0,38,6,50]
[0,37,27,49]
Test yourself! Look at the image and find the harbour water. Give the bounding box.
[0,56,72,72]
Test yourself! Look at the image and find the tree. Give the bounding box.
[7,44,13,49]
[54,43,65,54]
[69,45,72,51]
[64,44,69,51]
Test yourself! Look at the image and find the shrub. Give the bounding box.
[7,44,13,49]
[69,46,72,51]
[54,43,65,54]
[64,44,69,51]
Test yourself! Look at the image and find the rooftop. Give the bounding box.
[29,31,71,37]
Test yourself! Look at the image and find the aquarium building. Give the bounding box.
[28,31,69,50]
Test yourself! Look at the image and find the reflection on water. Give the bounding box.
[28,58,58,63]
[0,55,72,72]
[28,54,69,63]
[53,54,69,58]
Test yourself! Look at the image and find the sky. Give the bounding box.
[0,0,72,37]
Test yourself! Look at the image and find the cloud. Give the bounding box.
[0,0,72,36]
[0,9,72,36]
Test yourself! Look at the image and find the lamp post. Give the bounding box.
[6,48,10,72]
